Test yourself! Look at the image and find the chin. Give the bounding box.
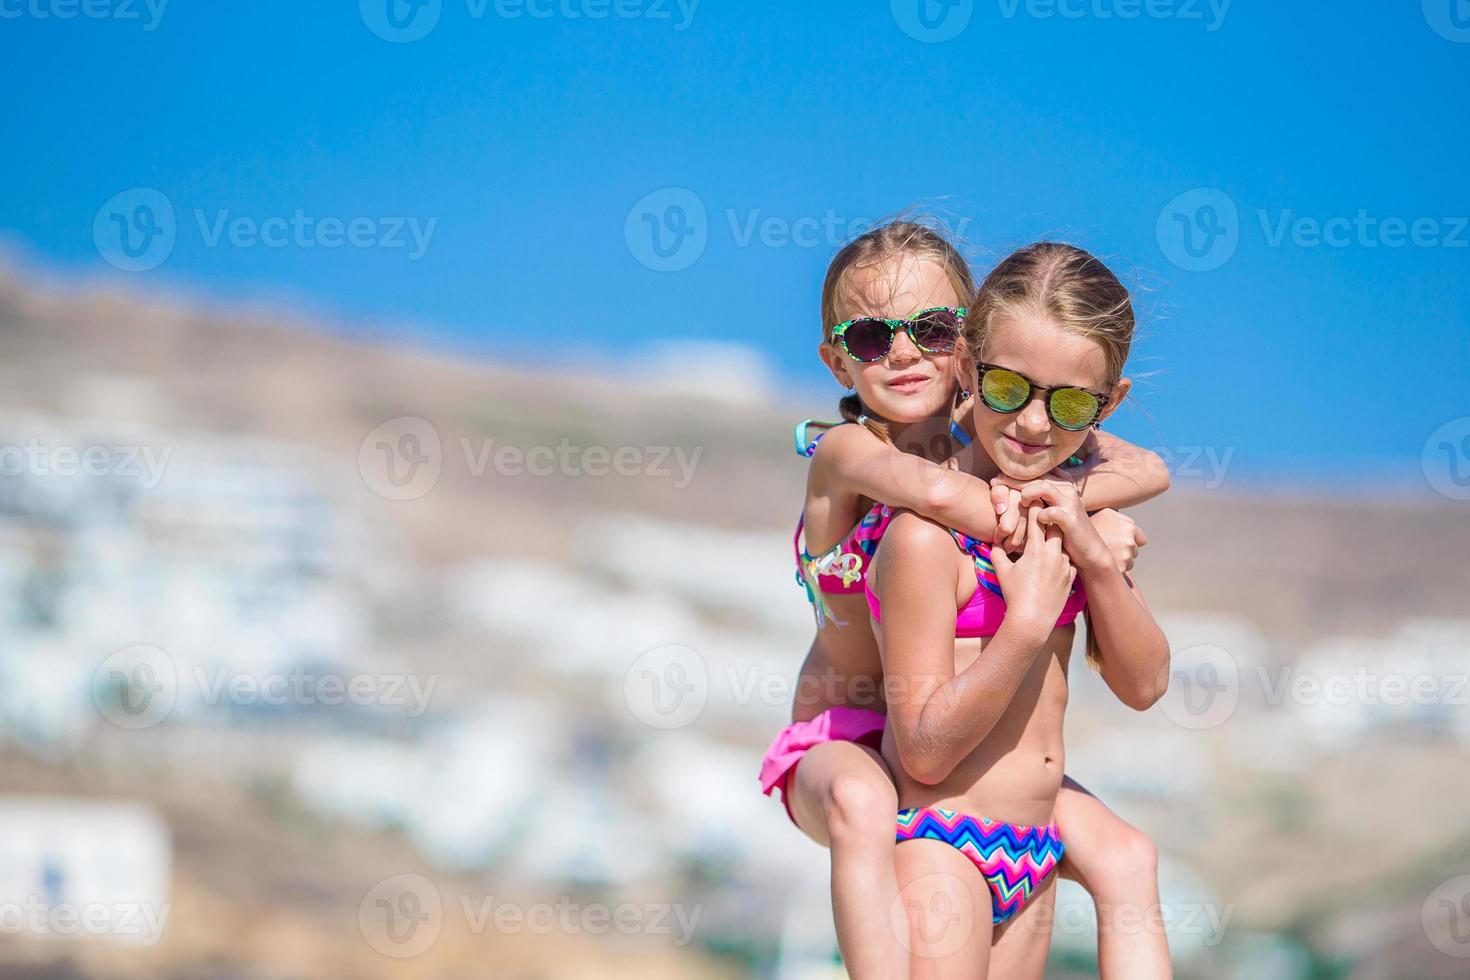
[987,439,1064,481]
[869,393,949,424]
[996,458,1054,482]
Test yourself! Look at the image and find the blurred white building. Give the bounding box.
[0,796,172,946]
[1289,617,1470,746]
[0,412,402,748]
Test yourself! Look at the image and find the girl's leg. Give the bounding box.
[785,741,908,980]
[892,838,993,979]
[987,870,1060,980]
[1055,775,1172,980]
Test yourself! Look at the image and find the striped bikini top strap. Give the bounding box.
[947,527,1005,598]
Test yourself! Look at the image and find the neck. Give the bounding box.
[969,448,1001,482]
[871,398,987,469]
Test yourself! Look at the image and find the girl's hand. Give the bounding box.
[1013,480,1114,575]
[990,483,1028,552]
[991,469,1080,553]
[990,507,1076,634]
[1089,509,1147,574]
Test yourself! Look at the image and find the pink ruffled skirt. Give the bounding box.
[758,706,887,824]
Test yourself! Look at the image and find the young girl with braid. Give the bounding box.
[758,223,1173,978]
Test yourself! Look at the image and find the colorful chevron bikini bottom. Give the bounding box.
[894,806,1065,926]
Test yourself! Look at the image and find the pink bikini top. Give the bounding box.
[794,502,892,594]
[864,525,1087,639]
[792,421,896,628]
[794,502,894,628]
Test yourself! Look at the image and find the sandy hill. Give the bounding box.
[1,267,1462,648]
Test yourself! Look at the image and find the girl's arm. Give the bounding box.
[990,433,1166,550]
[1073,431,1171,509]
[875,508,1073,785]
[810,422,1001,542]
[1029,485,1171,710]
[993,432,1169,517]
[1082,567,1170,710]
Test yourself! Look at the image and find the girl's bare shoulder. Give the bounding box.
[878,509,956,561]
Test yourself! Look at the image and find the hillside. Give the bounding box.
[0,267,1462,648]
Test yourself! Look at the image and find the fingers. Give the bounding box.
[990,483,1010,515]
[1042,521,1065,552]
[1135,526,1149,548]
[1006,491,1027,551]
[990,541,1013,572]
[1034,513,1066,557]
[1017,482,1058,509]
[1034,507,1066,533]
[993,488,1024,552]
[1018,479,1084,512]
[992,485,1018,549]
[1022,504,1045,554]
[997,503,1019,544]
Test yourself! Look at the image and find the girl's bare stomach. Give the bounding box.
[883,626,1075,829]
[791,591,887,723]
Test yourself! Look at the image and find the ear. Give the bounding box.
[1098,377,1132,424]
[817,341,854,389]
[951,338,978,395]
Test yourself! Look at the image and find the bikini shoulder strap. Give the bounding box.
[793,419,843,459]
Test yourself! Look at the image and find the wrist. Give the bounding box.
[1071,523,1115,573]
[998,608,1055,647]
[1075,545,1116,575]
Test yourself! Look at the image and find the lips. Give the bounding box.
[886,374,930,394]
[1003,434,1050,455]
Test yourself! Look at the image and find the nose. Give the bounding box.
[886,326,922,366]
[1015,393,1052,437]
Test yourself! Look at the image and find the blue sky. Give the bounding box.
[2,1,1467,494]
